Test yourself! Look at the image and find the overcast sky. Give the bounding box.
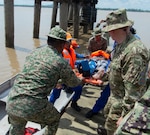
[0,0,150,11]
[96,0,150,10]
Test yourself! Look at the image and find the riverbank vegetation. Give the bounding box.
[97,8,150,12]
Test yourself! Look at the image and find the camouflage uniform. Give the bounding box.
[102,9,149,135]
[6,27,82,135]
[88,28,107,53]
[104,34,149,135]
[115,86,150,135]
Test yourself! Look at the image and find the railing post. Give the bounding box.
[4,0,14,48]
[33,0,41,38]
[51,1,58,28]
[59,2,68,31]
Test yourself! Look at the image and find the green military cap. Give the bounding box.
[92,28,102,36]
[103,9,134,32]
[47,26,67,41]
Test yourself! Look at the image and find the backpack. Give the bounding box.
[77,60,91,77]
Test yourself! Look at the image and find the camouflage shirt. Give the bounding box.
[88,36,107,53]
[109,33,149,116]
[115,87,150,135]
[6,45,81,117]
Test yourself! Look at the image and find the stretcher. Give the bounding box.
[76,73,103,86]
[84,78,103,86]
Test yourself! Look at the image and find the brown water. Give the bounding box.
[0,6,150,83]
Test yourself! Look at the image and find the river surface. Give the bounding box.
[0,6,150,83]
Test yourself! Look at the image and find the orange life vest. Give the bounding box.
[62,47,76,69]
[91,50,110,59]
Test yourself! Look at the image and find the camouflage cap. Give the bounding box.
[47,26,67,41]
[103,9,134,32]
[92,28,102,36]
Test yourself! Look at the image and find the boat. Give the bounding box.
[0,75,75,135]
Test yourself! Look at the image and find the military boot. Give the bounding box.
[71,101,81,112]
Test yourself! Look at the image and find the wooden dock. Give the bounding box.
[3,0,98,48]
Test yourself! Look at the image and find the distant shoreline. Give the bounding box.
[97,8,150,13]
[0,4,150,13]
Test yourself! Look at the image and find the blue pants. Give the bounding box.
[49,88,61,104]
[49,85,82,104]
[92,83,110,113]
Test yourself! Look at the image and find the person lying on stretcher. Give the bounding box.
[76,50,110,81]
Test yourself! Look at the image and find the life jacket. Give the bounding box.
[62,47,76,69]
[91,50,110,60]
[24,127,39,135]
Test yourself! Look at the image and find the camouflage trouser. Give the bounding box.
[104,96,122,135]
[8,102,61,135]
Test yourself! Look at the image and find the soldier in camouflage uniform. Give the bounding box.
[97,9,149,135]
[115,85,150,135]
[88,28,108,53]
[6,26,84,135]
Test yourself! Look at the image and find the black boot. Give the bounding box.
[97,125,107,135]
[71,101,81,112]
[85,110,98,118]
[5,130,9,135]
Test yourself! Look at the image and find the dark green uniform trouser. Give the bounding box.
[104,96,122,135]
[8,103,61,135]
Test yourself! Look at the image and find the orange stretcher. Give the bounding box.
[76,73,103,86]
